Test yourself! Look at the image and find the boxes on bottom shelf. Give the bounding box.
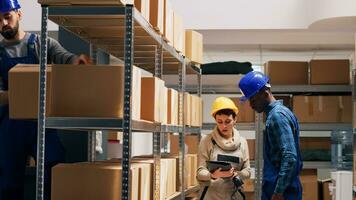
[8,64,52,119]
[293,96,352,123]
[243,169,318,200]
[300,169,318,200]
[160,157,177,199]
[264,61,309,85]
[310,59,350,85]
[318,179,332,200]
[52,162,146,200]
[174,154,198,190]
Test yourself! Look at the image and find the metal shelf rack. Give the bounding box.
[37,4,202,200]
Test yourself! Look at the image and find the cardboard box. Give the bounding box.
[318,179,332,200]
[167,88,179,125]
[163,0,174,44]
[8,64,52,119]
[247,139,255,160]
[173,13,185,54]
[310,59,350,85]
[51,162,141,200]
[264,61,308,85]
[160,158,177,199]
[185,30,203,64]
[160,85,168,125]
[134,0,150,22]
[141,77,162,122]
[231,97,255,122]
[243,179,254,200]
[300,169,318,200]
[184,92,191,126]
[50,65,126,118]
[169,134,199,156]
[293,96,352,123]
[108,131,122,141]
[132,66,142,120]
[149,0,164,33]
[300,137,330,150]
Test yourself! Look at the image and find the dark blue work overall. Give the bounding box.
[0,33,65,200]
[262,104,303,200]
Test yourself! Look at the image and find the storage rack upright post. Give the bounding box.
[201,84,352,200]
[37,4,202,200]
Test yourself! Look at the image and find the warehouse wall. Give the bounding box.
[171,0,356,29]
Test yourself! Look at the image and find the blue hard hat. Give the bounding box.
[238,71,270,102]
[0,0,21,13]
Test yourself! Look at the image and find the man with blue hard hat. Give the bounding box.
[238,71,303,200]
[0,0,91,199]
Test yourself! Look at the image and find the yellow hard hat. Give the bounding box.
[211,97,239,117]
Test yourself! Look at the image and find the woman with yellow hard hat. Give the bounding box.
[197,97,251,200]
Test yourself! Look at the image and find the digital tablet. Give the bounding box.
[206,161,232,172]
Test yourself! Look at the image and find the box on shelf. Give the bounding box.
[160,157,177,199]
[108,131,122,141]
[231,97,255,122]
[149,0,164,33]
[293,96,352,123]
[246,139,255,160]
[141,77,164,123]
[169,134,199,156]
[167,88,179,125]
[300,137,330,161]
[134,0,150,22]
[51,162,142,200]
[310,59,350,85]
[300,169,318,200]
[9,64,52,119]
[264,61,308,85]
[173,13,185,54]
[163,0,174,44]
[318,179,332,200]
[50,64,144,119]
[183,92,191,126]
[185,30,203,64]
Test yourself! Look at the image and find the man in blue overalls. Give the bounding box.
[0,1,91,199]
[238,71,303,200]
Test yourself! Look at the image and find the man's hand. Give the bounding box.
[0,90,9,105]
[73,54,93,65]
[271,193,284,200]
[210,167,234,179]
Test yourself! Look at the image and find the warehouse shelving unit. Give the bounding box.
[37,4,201,200]
[200,84,352,200]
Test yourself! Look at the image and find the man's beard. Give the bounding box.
[1,21,19,40]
